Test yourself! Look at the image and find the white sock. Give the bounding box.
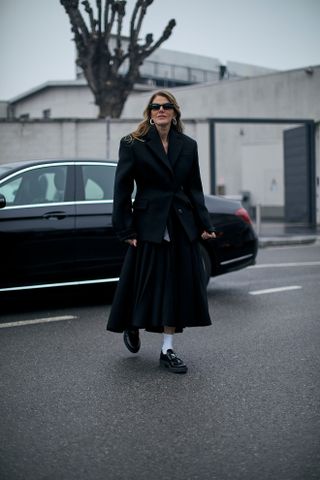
[162,333,173,354]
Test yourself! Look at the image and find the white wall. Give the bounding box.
[122,66,320,120]
[241,143,284,206]
[1,118,319,222]
[11,85,99,120]
[0,119,212,192]
[0,120,107,162]
[0,102,8,119]
[2,66,320,222]
[215,123,296,199]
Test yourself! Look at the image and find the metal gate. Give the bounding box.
[283,124,316,224]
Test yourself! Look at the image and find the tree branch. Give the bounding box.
[130,0,152,46]
[96,0,102,35]
[104,0,117,44]
[104,0,112,32]
[141,32,153,49]
[60,0,90,43]
[115,1,126,51]
[81,1,96,31]
[135,0,153,44]
[142,19,176,57]
[130,0,141,43]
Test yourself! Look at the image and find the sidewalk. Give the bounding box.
[253,221,320,248]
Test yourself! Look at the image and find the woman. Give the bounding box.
[107,90,216,374]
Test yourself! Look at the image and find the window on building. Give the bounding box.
[43,109,51,119]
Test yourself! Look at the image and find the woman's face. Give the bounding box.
[149,95,176,129]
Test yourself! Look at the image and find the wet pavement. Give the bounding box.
[252,221,320,247]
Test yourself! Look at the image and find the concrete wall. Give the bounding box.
[215,122,298,199]
[11,85,99,120]
[9,66,319,124]
[1,118,319,222]
[2,66,320,222]
[0,118,212,194]
[0,120,107,162]
[8,58,278,121]
[119,66,320,221]
[0,102,8,119]
[122,66,320,120]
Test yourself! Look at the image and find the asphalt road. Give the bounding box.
[1,242,320,480]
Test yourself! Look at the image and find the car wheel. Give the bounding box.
[199,244,212,286]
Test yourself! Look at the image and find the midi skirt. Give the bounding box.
[106,210,212,333]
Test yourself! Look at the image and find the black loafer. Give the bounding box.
[160,349,188,374]
[123,329,141,353]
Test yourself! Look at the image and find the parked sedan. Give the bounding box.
[0,159,258,292]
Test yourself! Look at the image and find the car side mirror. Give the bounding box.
[0,193,6,209]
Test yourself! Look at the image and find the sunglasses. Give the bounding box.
[149,102,175,110]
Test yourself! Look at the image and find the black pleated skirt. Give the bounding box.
[106,210,212,333]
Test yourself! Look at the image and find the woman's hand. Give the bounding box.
[125,238,138,247]
[201,231,216,240]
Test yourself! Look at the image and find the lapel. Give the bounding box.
[168,127,184,168]
[144,126,183,176]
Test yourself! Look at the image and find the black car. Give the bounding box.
[0,159,258,292]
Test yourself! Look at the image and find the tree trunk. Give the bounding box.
[95,83,132,118]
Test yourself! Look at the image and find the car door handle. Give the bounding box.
[43,211,67,220]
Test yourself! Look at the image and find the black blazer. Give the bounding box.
[112,125,214,243]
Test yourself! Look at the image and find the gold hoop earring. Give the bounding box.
[149,118,155,125]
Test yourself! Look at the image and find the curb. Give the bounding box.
[259,236,318,248]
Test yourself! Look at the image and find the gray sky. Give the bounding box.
[1,0,319,100]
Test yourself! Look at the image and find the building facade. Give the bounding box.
[0,48,319,224]
[3,46,275,121]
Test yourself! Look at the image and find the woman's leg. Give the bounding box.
[160,327,187,373]
[164,327,175,334]
[162,326,175,353]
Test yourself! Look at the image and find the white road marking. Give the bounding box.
[267,243,319,251]
[248,261,320,269]
[249,286,302,296]
[0,315,78,329]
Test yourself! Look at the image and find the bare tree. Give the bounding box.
[60,0,176,118]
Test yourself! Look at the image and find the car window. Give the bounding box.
[0,165,68,206]
[82,164,116,201]
[0,177,22,203]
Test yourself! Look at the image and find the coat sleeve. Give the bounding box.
[185,143,215,233]
[112,139,137,241]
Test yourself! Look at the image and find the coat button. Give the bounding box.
[178,208,183,214]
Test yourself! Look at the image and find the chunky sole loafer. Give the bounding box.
[123,329,141,353]
[160,349,188,374]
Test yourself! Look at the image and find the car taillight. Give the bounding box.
[235,207,252,224]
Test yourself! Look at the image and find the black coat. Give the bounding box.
[112,126,214,244]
